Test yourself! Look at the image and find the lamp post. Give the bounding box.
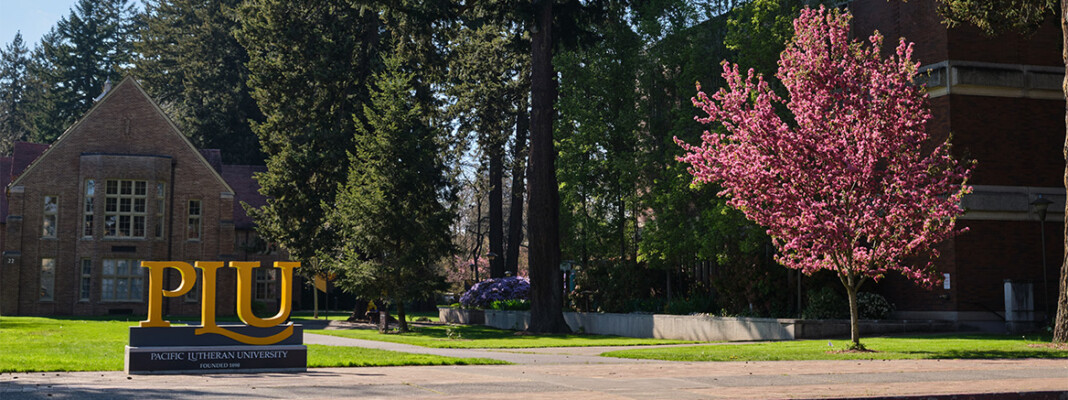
[1030,196,1053,316]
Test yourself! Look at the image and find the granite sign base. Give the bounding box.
[125,324,306,374]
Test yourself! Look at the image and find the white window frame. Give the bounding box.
[43,195,58,238]
[79,258,92,301]
[187,200,202,240]
[100,259,144,302]
[104,180,147,238]
[40,258,55,301]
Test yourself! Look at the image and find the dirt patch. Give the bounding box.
[827,349,880,354]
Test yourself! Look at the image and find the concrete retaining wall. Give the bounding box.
[484,311,793,341]
[790,319,956,339]
[479,311,956,342]
[438,307,484,325]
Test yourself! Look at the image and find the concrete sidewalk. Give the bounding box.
[3,327,1067,399]
[3,359,1066,399]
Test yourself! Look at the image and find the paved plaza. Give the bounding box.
[2,331,1067,399]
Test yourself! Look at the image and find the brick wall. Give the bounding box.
[0,78,240,316]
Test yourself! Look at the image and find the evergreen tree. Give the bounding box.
[136,0,264,163]
[0,32,32,154]
[235,0,380,270]
[332,52,454,333]
[30,0,136,142]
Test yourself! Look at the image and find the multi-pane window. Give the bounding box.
[105,180,147,238]
[79,259,92,301]
[101,259,143,301]
[187,200,201,240]
[40,258,55,301]
[155,182,165,239]
[42,196,58,237]
[255,268,278,301]
[184,268,200,302]
[83,179,95,237]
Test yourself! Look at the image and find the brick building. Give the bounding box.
[0,77,298,316]
[850,0,1065,331]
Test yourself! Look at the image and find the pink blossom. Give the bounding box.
[676,6,971,289]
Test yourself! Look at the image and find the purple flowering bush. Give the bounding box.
[459,276,530,309]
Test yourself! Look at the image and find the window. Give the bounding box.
[40,258,55,301]
[101,259,143,301]
[83,179,95,237]
[105,180,147,238]
[255,268,278,301]
[79,259,92,301]
[184,268,200,302]
[42,196,58,237]
[187,200,201,240]
[155,182,165,239]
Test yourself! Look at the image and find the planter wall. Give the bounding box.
[484,310,792,341]
[481,310,957,341]
[438,307,484,325]
[790,319,956,339]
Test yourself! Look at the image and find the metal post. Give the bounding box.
[1040,217,1049,315]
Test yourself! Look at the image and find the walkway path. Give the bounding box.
[3,322,1066,399]
[4,359,1066,399]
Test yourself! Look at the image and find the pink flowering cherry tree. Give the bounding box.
[677,6,972,349]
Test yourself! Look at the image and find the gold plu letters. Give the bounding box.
[139,261,300,345]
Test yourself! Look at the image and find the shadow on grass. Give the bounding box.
[904,349,1068,359]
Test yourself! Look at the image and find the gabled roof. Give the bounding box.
[10,142,47,182]
[200,149,224,173]
[1,142,48,221]
[222,164,268,230]
[10,76,234,195]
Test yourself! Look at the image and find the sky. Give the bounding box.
[0,0,80,49]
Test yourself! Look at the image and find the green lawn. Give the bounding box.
[0,316,503,372]
[602,334,1068,361]
[308,324,698,348]
[291,310,440,323]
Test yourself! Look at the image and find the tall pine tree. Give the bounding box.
[29,0,136,142]
[0,32,32,154]
[236,0,380,270]
[331,50,454,333]
[136,0,264,163]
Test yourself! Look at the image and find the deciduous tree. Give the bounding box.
[677,6,972,348]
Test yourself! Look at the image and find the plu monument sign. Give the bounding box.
[124,261,307,374]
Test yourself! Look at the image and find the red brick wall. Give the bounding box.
[850,0,948,66]
[1,78,239,316]
[954,219,1061,313]
[949,95,1064,187]
[850,0,1060,67]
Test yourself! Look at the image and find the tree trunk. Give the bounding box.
[527,0,569,334]
[842,272,862,349]
[505,98,529,277]
[1055,0,1068,344]
[489,144,505,278]
[396,302,408,333]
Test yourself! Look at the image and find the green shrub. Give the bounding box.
[488,299,530,311]
[802,287,848,319]
[857,292,894,320]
